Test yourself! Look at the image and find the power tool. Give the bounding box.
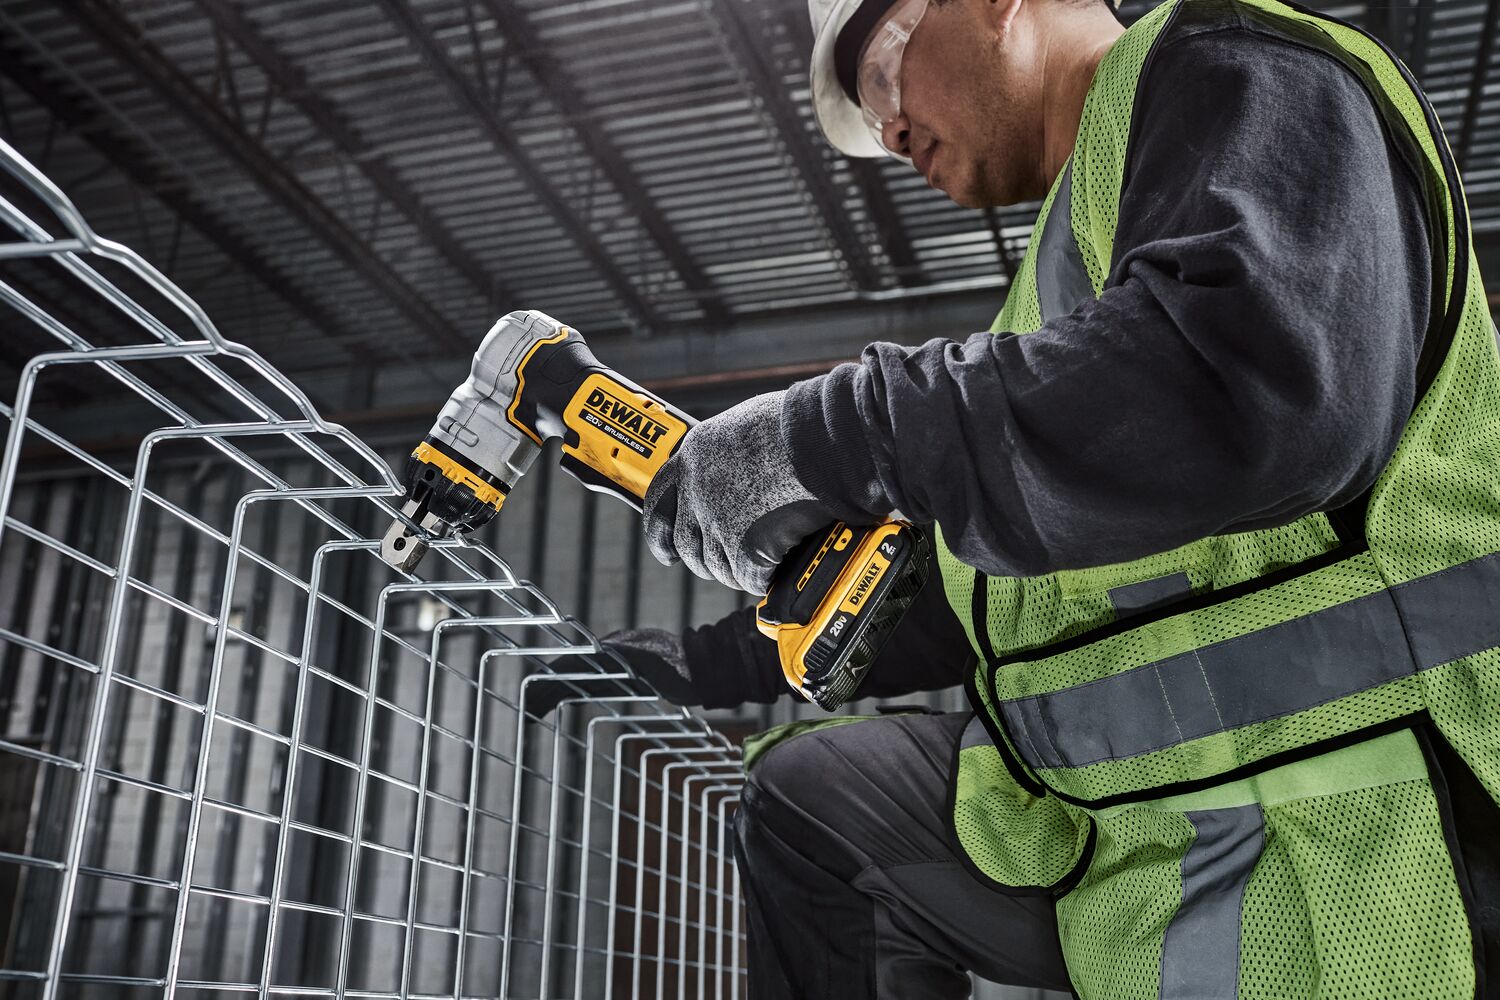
[380,310,928,709]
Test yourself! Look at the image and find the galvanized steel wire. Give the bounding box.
[0,136,745,998]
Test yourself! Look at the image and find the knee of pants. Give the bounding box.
[734,730,833,846]
[743,728,835,811]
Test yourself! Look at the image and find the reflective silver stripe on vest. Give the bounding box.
[998,549,1500,771]
[1159,805,1264,1000]
[1034,160,1096,322]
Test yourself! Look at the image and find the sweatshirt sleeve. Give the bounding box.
[781,24,1434,577]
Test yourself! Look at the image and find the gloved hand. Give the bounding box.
[642,392,853,594]
[526,609,789,716]
[524,630,694,718]
[525,551,974,717]
[594,627,698,704]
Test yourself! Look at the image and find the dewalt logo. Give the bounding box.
[846,560,881,607]
[580,387,671,456]
[839,553,889,615]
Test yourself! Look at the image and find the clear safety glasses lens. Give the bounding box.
[855,0,931,156]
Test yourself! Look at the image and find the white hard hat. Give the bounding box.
[808,0,896,158]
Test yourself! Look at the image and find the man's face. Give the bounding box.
[867,0,1044,207]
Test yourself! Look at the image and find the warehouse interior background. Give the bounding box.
[9,0,1500,642]
[0,0,1498,996]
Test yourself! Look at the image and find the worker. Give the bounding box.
[636,0,1500,996]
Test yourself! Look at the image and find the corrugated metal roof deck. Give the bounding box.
[0,0,1497,397]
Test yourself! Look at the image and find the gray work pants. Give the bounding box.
[733,711,1075,999]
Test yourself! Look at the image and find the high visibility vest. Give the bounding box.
[941,1,1500,996]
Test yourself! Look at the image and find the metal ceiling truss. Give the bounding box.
[188,0,521,324]
[701,0,886,292]
[773,6,924,288]
[57,0,474,356]
[1408,0,1437,79]
[1459,0,1500,168]
[372,0,673,335]
[0,38,371,367]
[3,0,1495,393]
[469,0,732,329]
[983,207,1019,285]
[848,156,924,285]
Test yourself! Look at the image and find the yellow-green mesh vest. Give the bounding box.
[942,1,1499,996]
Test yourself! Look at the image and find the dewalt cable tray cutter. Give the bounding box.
[380,311,928,710]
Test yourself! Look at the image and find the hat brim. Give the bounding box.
[810,0,889,158]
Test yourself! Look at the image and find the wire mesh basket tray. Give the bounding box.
[0,137,745,999]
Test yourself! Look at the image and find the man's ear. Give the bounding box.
[985,0,1024,36]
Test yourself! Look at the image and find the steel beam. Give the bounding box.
[0,38,371,367]
[1380,0,1409,61]
[702,0,886,292]
[55,0,474,355]
[373,0,670,334]
[189,0,519,318]
[846,157,922,287]
[472,0,731,328]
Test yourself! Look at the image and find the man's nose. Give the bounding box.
[881,114,912,158]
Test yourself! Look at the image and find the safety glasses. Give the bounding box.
[856,0,932,157]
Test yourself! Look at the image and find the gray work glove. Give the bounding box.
[597,628,698,704]
[527,629,695,718]
[528,610,791,716]
[642,392,843,595]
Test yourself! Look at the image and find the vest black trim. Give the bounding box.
[965,662,1048,799]
[1259,0,1466,545]
[1417,723,1500,998]
[970,572,997,661]
[985,540,1363,668]
[966,2,1476,812]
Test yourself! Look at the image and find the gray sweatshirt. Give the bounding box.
[782,4,1433,580]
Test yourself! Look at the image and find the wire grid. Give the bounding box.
[0,137,746,999]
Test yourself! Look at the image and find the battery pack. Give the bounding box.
[757,523,930,710]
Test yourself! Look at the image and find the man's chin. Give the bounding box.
[932,169,987,208]
[952,182,1031,210]
[944,184,986,209]
[937,167,1028,209]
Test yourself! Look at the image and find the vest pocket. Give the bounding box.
[949,716,1095,895]
[1052,513,1342,615]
